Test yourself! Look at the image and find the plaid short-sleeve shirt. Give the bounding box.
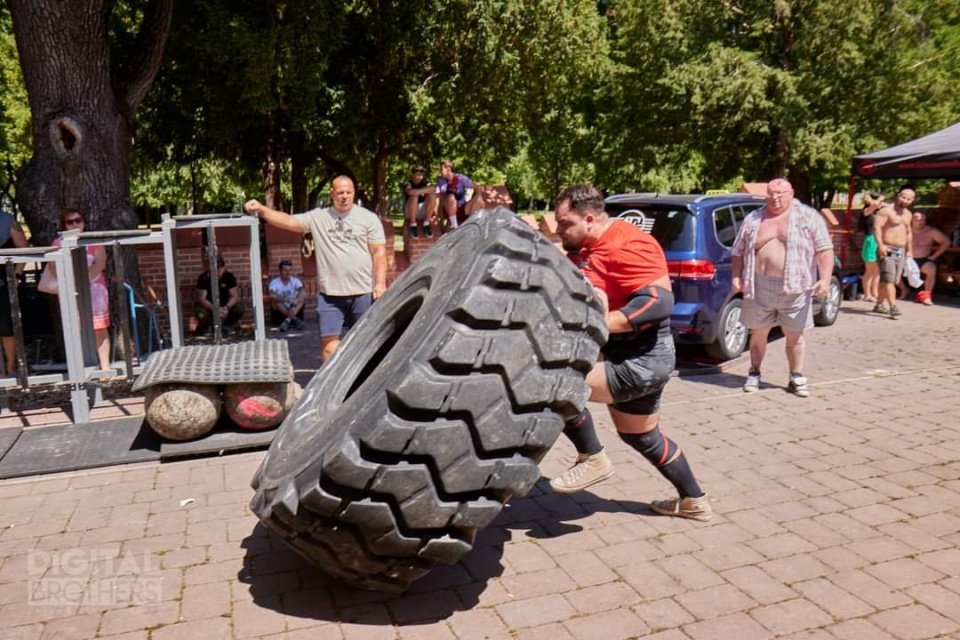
[732,199,833,298]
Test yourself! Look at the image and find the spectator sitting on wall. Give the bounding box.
[194,254,245,335]
[436,160,485,231]
[0,209,27,376]
[404,164,437,239]
[268,259,305,331]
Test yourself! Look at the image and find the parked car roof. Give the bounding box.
[605,192,765,207]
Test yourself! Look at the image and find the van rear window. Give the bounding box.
[606,204,696,252]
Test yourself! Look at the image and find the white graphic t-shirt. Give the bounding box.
[268,276,304,309]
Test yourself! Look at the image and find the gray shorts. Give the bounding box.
[879,247,905,284]
[602,326,675,416]
[742,273,812,331]
[317,292,372,338]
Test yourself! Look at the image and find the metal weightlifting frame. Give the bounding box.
[0,213,264,423]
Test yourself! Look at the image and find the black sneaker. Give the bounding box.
[408,224,419,239]
[889,306,902,318]
[424,224,434,238]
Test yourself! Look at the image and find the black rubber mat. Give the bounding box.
[0,427,22,461]
[132,340,292,392]
[0,417,161,479]
[0,417,276,479]
[159,417,276,459]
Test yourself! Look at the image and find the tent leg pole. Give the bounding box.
[842,177,857,268]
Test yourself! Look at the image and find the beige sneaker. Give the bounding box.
[550,450,615,494]
[650,495,712,522]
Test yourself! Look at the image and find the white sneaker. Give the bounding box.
[550,450,615,494]
[743,369,761,393]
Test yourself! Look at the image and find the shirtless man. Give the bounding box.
[910,210,949,305]
[732,179,834,397]
[873,185,915,318]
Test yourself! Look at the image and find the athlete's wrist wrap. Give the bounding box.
[620,286,674,332]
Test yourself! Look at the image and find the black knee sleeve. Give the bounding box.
[562,409,603,456]
[619,427,679,468]
[620,427,703,499]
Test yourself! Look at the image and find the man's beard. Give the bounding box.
[561,239,580,252]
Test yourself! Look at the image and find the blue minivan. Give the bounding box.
[605,193,841,360]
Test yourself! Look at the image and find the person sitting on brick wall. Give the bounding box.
[436,160,485,231]
[268,259,305,331]
[404,164,437,239]
[194,254,245,335]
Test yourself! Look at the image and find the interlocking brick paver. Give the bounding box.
[615,561,684,600]
[563,581,640,614]
[151,617,232,640]
[747,533,817,559]
[36,612,101,640]
[98,602,179,637]
[830,569,913,610]
[496,594,576,629]
[865,557,945,589]
[869,603,960,639]
[750,598,833,636]
[387,590,462,624]
[829,618,898,640]
[721,566,797,604]
[694,542,765,571]
[447,608,512,640]
[655,554,725,590]
[180,580,231,620]
[499,567,573,599]
[683,611,773,640]
[562,608,648,640]
[793,577,875,620]
[554,551,617,587]
[758,554,831,584]
[515,622,576,640]
[233,595,289,638]
[675,584,756,620]
[632,597,695,631]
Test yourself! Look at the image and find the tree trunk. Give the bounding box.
[9,0,173,244]
[371,138,390,218]
[290,131,309,214]
[788,168,811,205]
[263,123,283,211]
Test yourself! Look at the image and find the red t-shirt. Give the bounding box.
[570,220,668,312]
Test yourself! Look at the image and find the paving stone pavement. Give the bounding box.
[1,296,959,639]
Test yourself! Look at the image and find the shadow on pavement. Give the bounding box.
[236,475,666,625]
[237,518,507,625]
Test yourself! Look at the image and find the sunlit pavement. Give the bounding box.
[1,295,959,639]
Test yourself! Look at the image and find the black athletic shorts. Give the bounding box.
[602,323,674,415]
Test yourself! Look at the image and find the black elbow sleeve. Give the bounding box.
[620,286,674,331]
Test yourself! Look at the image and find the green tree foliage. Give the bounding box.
[595,0,959,203]
[0,5,31,209]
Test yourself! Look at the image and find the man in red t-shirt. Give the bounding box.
[551,184,710,522]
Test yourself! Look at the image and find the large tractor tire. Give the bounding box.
[250,208,607,591]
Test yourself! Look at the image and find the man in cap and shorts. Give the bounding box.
[732,178,834,396]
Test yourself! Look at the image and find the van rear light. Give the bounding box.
[667,259,716,280]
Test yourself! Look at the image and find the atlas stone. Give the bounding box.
[145,383,222,441]
[224,382,302,430]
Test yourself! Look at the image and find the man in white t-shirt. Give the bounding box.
[245,175,387,362]
[267,259,306,332]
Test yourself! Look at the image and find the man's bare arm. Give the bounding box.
[874,209,888,256]
[369,243,387,299]
[244,199,303,233]
[931,228,950,260]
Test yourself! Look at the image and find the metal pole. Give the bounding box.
[161,214,183,347]
[55,242,91,423]
[842,177,858,269]
[113,243,134,379]
[206,225,221,343]
[5,258,28,389]
[249,217,266,341]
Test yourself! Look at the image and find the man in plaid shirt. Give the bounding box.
[731,179,834,397]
